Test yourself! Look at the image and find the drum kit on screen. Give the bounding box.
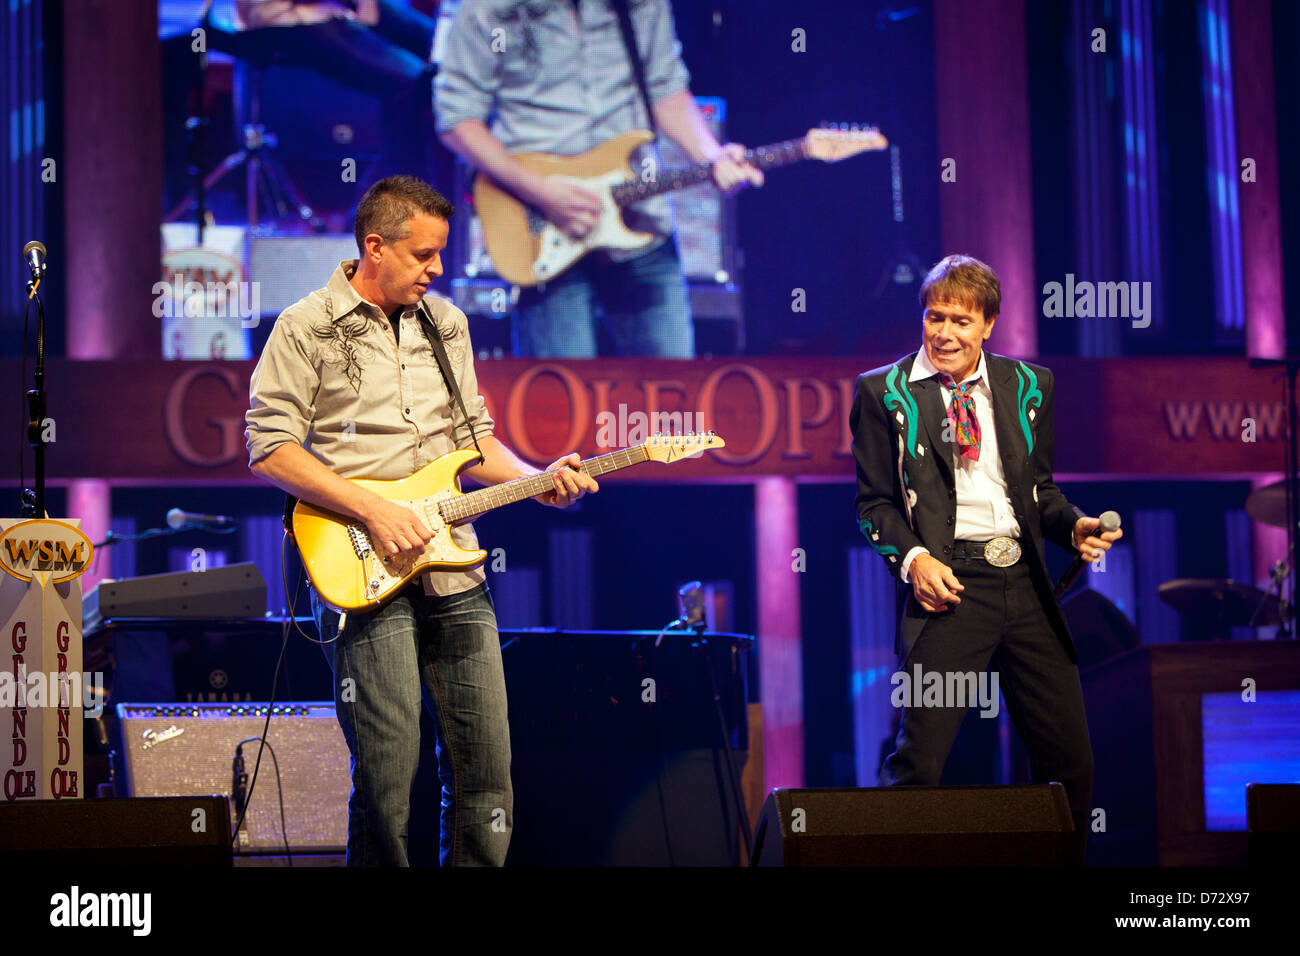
[1158,479,1295,640]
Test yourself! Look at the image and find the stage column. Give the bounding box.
[932,0,1036,356]
[62,1,163,581]
[62,0,161,361]
[68,480,111,591]
[755,477,803,791]
[1232,0,1287,590]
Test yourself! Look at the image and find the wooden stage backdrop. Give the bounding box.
[1,356,1288,483]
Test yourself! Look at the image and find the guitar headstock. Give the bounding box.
[643,431,727,463]
[805,124,889,162]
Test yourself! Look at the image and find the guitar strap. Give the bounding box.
[416,299,486,467]
[281,301,486,535]
[610,0,657,137]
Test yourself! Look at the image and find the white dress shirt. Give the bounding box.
[899,347,1023,584]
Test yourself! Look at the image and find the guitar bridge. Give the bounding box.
[347,524,372,559]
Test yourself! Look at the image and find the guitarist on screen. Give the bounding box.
[435,0,763,359]
[245,175,599,867]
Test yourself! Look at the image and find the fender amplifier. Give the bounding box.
[114,702,351,854]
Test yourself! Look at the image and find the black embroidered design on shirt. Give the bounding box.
[310,312,370,394]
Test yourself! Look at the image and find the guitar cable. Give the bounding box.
[233,735,291,864]
[228,607,288,858]
[228,531,337,860]
[280,529,339,646]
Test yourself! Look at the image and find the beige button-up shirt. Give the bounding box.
[246,260,495,596]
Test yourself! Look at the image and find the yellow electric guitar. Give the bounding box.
[293,432,727,612]
[472,125,888,287]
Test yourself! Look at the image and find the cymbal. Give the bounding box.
[1245,479,1300,528]
[1157,578,1283,627]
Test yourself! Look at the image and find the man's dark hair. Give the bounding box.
[354,175,455,254]
[919,254,1001,321]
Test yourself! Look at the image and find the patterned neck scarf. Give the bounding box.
[939,372,981,462]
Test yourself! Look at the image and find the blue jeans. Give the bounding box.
[512,238,694,358]
[313,582,512,866]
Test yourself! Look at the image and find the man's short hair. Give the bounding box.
[354,175,455,253]
[919,254,1000,321]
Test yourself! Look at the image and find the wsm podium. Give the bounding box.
[0,518,93,801]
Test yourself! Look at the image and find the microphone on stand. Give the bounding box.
[655,580,707,646]
[22,240,47,280]
[166,508,238,531]
[1054,511,1121,599]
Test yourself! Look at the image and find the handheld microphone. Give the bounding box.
[22,240,47,279]
[1054,510,1121,599]
[166,508,238,530]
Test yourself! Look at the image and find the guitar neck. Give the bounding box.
[611,138,809,206]
[439,446,651,523]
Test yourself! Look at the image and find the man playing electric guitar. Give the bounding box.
[245,175,599,866]
[435,0,763,359]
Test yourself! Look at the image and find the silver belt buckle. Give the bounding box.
[983,536,1021,567]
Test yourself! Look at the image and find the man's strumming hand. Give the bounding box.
[535,179,603,239]
[362,495,433,557]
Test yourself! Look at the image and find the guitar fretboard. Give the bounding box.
[610,138,809,207]
[439,445,651,523]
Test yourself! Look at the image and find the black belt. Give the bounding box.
[950,536,1025,566]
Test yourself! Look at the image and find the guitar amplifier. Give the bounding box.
[83,562,267,631]
[114,702,351,854]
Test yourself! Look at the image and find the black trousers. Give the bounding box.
[878,551,1094,864]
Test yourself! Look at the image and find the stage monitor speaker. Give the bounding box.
[751,784,1075,866]
[114,702,350,854]
[0,796,231,866]
[1247,783,1300,867]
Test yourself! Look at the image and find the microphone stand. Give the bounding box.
[91,525,194,549]
[22,276,47,518]
[1247,548,1291,634]
[1250,356,1300,639]
[693,626,754,862]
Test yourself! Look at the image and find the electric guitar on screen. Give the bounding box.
[472,125,888,287]
[292,433,727,612]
